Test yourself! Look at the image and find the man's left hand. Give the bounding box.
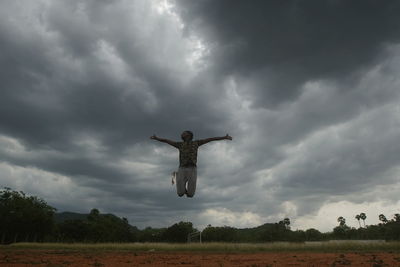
[225,134,233,140]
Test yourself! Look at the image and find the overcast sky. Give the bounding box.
[1,0,400,232]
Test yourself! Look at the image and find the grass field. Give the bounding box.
[5,241,400,253]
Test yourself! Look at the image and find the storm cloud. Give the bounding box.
[1,0,400,231]
[175,0,400,106]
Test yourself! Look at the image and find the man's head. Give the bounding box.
[181,130,193,141]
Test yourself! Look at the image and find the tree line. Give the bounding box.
[1,188,399,244]
[333,213,400,241]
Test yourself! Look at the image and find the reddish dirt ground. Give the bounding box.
[0,250,400,267]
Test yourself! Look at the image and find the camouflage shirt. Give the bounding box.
[172,140,204,167]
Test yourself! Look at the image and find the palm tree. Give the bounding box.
[394,213,400,222]
[337,216,346,226]
[355,214,361,228]
[378,214,388,224]
[283,218,291,230]
[360,213,367,227]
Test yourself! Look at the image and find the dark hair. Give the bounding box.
[184,130,193,140]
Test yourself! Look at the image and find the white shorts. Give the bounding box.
[176,166,197,197]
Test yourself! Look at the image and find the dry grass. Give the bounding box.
[6,241,400,253]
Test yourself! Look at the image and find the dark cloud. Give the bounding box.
[0,1,228,151]
[174,0,400,107]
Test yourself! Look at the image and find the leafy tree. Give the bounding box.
[384,219,400,240]
[263,222,291,241]
[283,218,291,230]
[333,225,351,239]
[305,228,323,241]
[202,225,237,242]
[137,227,164,242]
[289,230,306,242]
[88,208,100,220]
[379,214,388,224]
[0,188,56,243]
[86,210,135,242]
[162,221,196,242]
[58,219,90,242]
[333,216,351,239]
[337,216,346,226]
[56,209,136,242]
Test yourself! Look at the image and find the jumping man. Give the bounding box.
[150,131,232,198]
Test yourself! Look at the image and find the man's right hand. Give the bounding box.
[150,135,158,140]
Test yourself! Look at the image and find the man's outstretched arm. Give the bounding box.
[150,135,178,147]
[198,134,232,146]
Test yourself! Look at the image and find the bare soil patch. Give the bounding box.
[1,249,400,267]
